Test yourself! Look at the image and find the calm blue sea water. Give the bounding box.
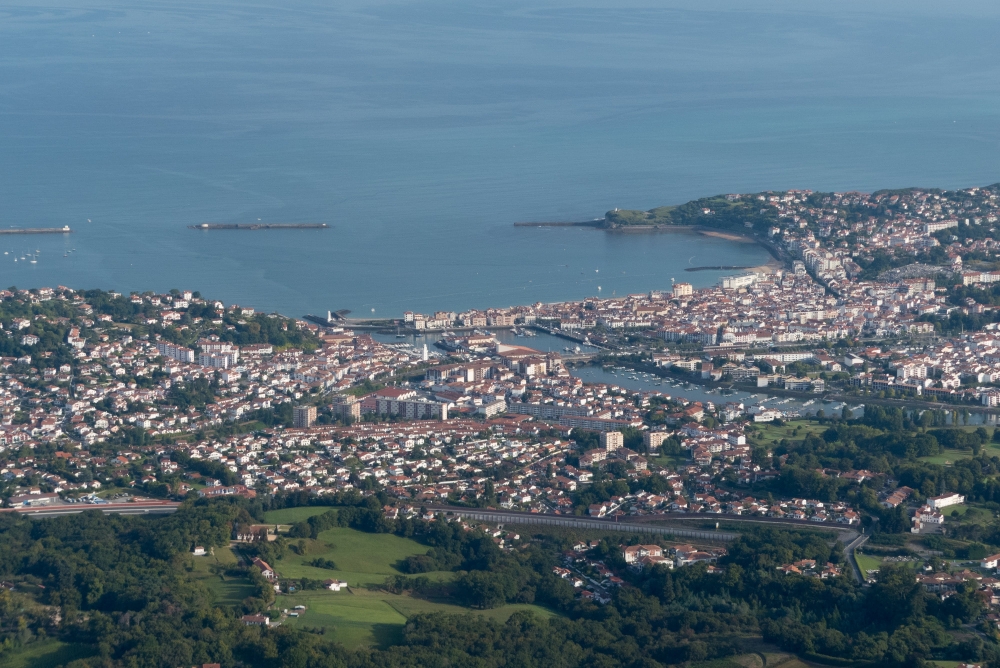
[1,0,999,317]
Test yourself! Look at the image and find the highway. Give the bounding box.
[1,501,180,518]
[426,505,737,543]
[637,513,860,543]
[426,505,867,582]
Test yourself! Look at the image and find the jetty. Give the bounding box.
[188,223,328,230]
[304,310,352,327]
[684,265,751,272]
[0,226,72,235]
[513,219,603,228]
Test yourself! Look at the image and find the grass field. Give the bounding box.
[918,451,973,465]
[278,590,408,647]
[276,588,558,649]
[186,546,256,607]
[750,420,827,448]
[275,527,453,586]
[263,506,338,524]
[1,639,95,668]
[854,553,882,576]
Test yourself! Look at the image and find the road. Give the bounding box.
[636,513,860,544]
[426,505,737,542]
[845,533,870,583]
[1,500,181,518]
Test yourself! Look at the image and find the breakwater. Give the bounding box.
[189,223,328,230]
[685,265,751,272]
[0,226,72,235]
[512,220,603,227]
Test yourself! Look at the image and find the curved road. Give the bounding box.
[427,505,868,582]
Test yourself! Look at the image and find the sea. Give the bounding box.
[2,0,1000,319]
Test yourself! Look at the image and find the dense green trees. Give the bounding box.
[4,490,1000,667]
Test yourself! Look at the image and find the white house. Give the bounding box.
[192,546,206,556]
[981,553,1000,569]
[927,493,964,510]
[915,506,945,525]
[324,579,349,591]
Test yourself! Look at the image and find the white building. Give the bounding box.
[156,342,195,363]
[927,493,964,510]
[721,274,758,290]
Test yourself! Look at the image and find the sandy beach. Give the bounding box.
[697,229,758,243]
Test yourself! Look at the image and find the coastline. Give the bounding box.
[515,219,789,273]
[696,229,757,243]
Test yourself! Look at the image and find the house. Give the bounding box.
[982,554,1000,569]
[241,614,270,626]
[252,557,276,580]
[623,544,662,564]
[916,506,945,525]
[324,579,349,591]
[192,546,206,556]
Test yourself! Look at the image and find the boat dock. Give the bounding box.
[0,226,72,235]
[189,223,329,230]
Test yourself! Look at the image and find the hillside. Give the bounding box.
[603,193,782,232]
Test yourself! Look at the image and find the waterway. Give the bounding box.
[370,329,600,355]
[2,0,1000,317]
[572,365,1000,426]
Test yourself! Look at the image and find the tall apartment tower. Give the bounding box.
[600,431,624,451]
[293,405,317,429]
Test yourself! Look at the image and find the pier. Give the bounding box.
[0,226,72,235]
[513,220,603,227]
[189,223,328,230]
[684,264,751,272]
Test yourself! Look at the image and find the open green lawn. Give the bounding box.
[276,588,559,649]
[2,639,95,668]
[204,576,257,607]
[918,450,973,465]
[275,527,453,586]
[750,420,827,448]
[186,546,255,607]
[278,590,407,648]
[264,506,338,524]
[854,553,882,576]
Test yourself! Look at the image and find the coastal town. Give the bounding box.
[7,185,1000,608]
